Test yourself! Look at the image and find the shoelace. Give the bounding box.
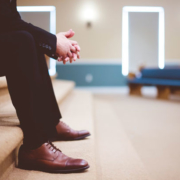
[45,141,61,153]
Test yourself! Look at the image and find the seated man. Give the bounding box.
[0,0,90,173]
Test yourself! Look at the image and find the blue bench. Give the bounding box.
[128,68,180,99]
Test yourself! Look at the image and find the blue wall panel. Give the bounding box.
[56,64,127,87]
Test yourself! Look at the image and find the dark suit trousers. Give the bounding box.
[0,30,62,149]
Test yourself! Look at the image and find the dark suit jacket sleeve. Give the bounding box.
[0,0,58,60]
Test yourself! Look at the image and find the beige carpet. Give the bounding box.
[3,87,180,180]
[95,94,180,180]
[94,98,150,180]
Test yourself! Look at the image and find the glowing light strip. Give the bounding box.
[17,6,55,12]
[122,10,129,76]
[17,6,57,76]
[122,6,165,76]
[158,9,165,69]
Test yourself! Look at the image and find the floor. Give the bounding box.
[92,87,180,180]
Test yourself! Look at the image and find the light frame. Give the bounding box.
[122,6,165,76]
[17,6,57,76]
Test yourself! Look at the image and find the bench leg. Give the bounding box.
[157,86,170,99]
[170,87,180,95]
[129,84,142,96]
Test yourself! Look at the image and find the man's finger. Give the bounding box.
[65,57,70,62]
[58,56,63,62]
[62,29,75,38]
[70,57,73,63]
[74,45,81,52]
[68,51,73,58]
[62,54,67,59]
[66,29,75,38]
[70,46,77,53]
[70,40,78,45]
[77,52,80,59]
[61,30,71,37]
[73,53,77,61]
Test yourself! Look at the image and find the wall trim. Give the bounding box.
[56,59,122,65]
[56,58,180,66]
[165,60,180,66]
[75,86,129,94]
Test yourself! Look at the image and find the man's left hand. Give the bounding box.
[57,29,81,64]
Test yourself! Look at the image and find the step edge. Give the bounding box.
[0,127,23,167]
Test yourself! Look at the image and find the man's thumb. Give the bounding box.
[61,30,71,36]
[65,30,71,37]
[66,29,75,38]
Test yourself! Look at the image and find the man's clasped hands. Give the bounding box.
[56,29,81,64]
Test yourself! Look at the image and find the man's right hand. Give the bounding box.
[56,29,80,63]
[56,32,74,59]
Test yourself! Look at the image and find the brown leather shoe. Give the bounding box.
[18,141,89,173]
[50,121,91,141]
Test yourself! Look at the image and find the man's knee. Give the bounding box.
[9,31,38,67]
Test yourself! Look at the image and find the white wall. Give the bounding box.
[17,0,180,64]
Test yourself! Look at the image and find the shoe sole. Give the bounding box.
[73,134,91,140]
[18,164,90,173]
[50,134,91,142]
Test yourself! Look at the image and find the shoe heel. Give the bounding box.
[18,160,34,170]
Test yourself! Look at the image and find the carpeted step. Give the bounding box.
[94,98,151,180]
[0,126,23,180]
[6,90,97,180]
[0,80,75,126]
[52,79,75,104]
[0,80,75,179]
[0,77,7,89]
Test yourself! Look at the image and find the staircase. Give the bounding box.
[0,79,151,180]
